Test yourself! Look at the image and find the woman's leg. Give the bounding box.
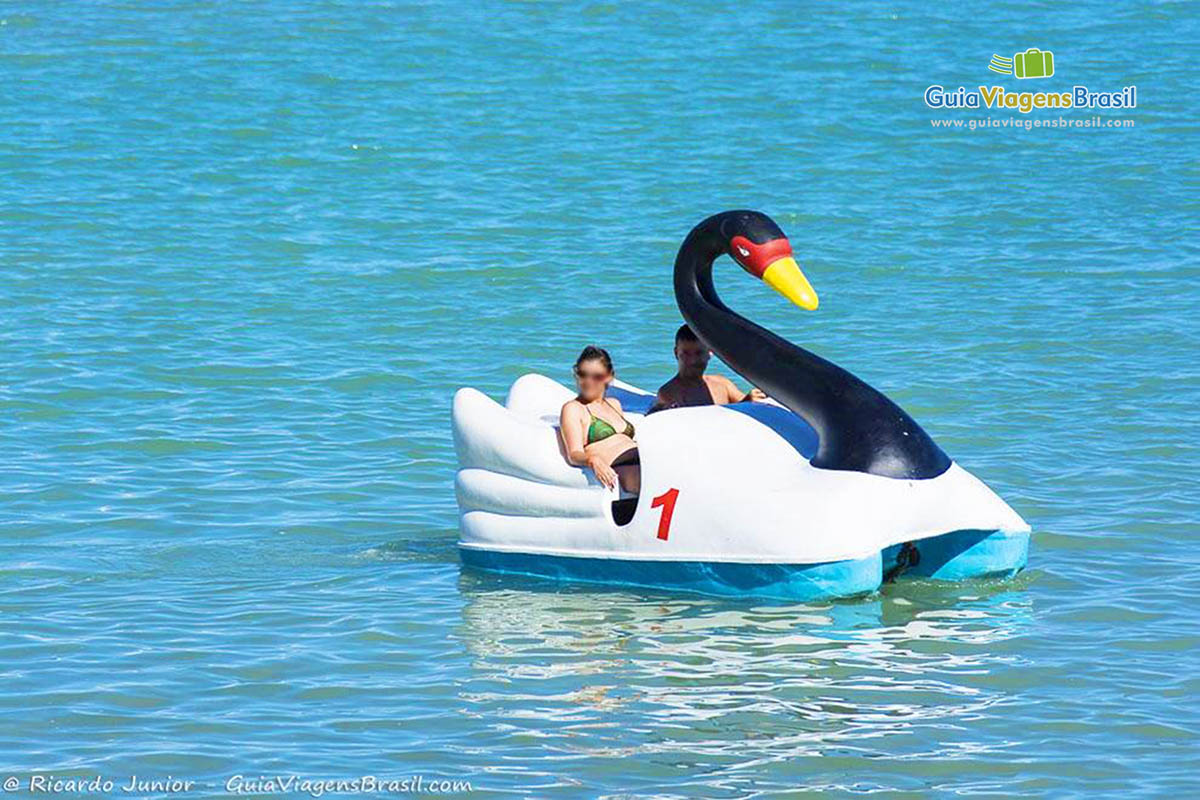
[582,436,639,493]
[611,447,640,494]
[616,463,640,494]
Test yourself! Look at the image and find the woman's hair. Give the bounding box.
[574,344,614,375]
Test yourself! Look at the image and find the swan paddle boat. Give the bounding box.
[452,210,1031,601]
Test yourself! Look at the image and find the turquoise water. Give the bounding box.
[3,1,1198,796]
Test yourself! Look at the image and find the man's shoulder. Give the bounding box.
[703,373,737,389]
[702,373,740,403]
[656,375,682,396]
[649,376,682,413]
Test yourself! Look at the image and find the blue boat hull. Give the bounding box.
[461,529,1028,601]
[882,528,1030,581]
[459,547,883,602]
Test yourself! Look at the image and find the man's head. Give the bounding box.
[673,324,710,378]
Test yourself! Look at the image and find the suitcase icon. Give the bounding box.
[1013,48,1054,79]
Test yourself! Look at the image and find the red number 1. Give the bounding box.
[650,488,679,541]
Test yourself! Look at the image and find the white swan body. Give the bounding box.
[452,373,1030,601]
[453,211,1033,600]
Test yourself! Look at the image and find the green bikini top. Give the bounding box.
[585,399,635,444]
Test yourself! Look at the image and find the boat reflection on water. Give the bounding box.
[452,570,1035,792]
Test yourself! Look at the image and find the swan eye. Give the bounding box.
[729,235,765,276]
[730,235,795,280]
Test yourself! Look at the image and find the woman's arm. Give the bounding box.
[559,402,628,489]
[713,374,765,403]
[582,436,634,489]
[559,402,590,467]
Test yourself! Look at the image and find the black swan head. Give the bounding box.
[673,210,952,480]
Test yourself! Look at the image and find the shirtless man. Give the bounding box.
[651,324,766,411]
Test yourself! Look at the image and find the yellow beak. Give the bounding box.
[761,256,819,310]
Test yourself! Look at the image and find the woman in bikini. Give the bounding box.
[559,345,640,493]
